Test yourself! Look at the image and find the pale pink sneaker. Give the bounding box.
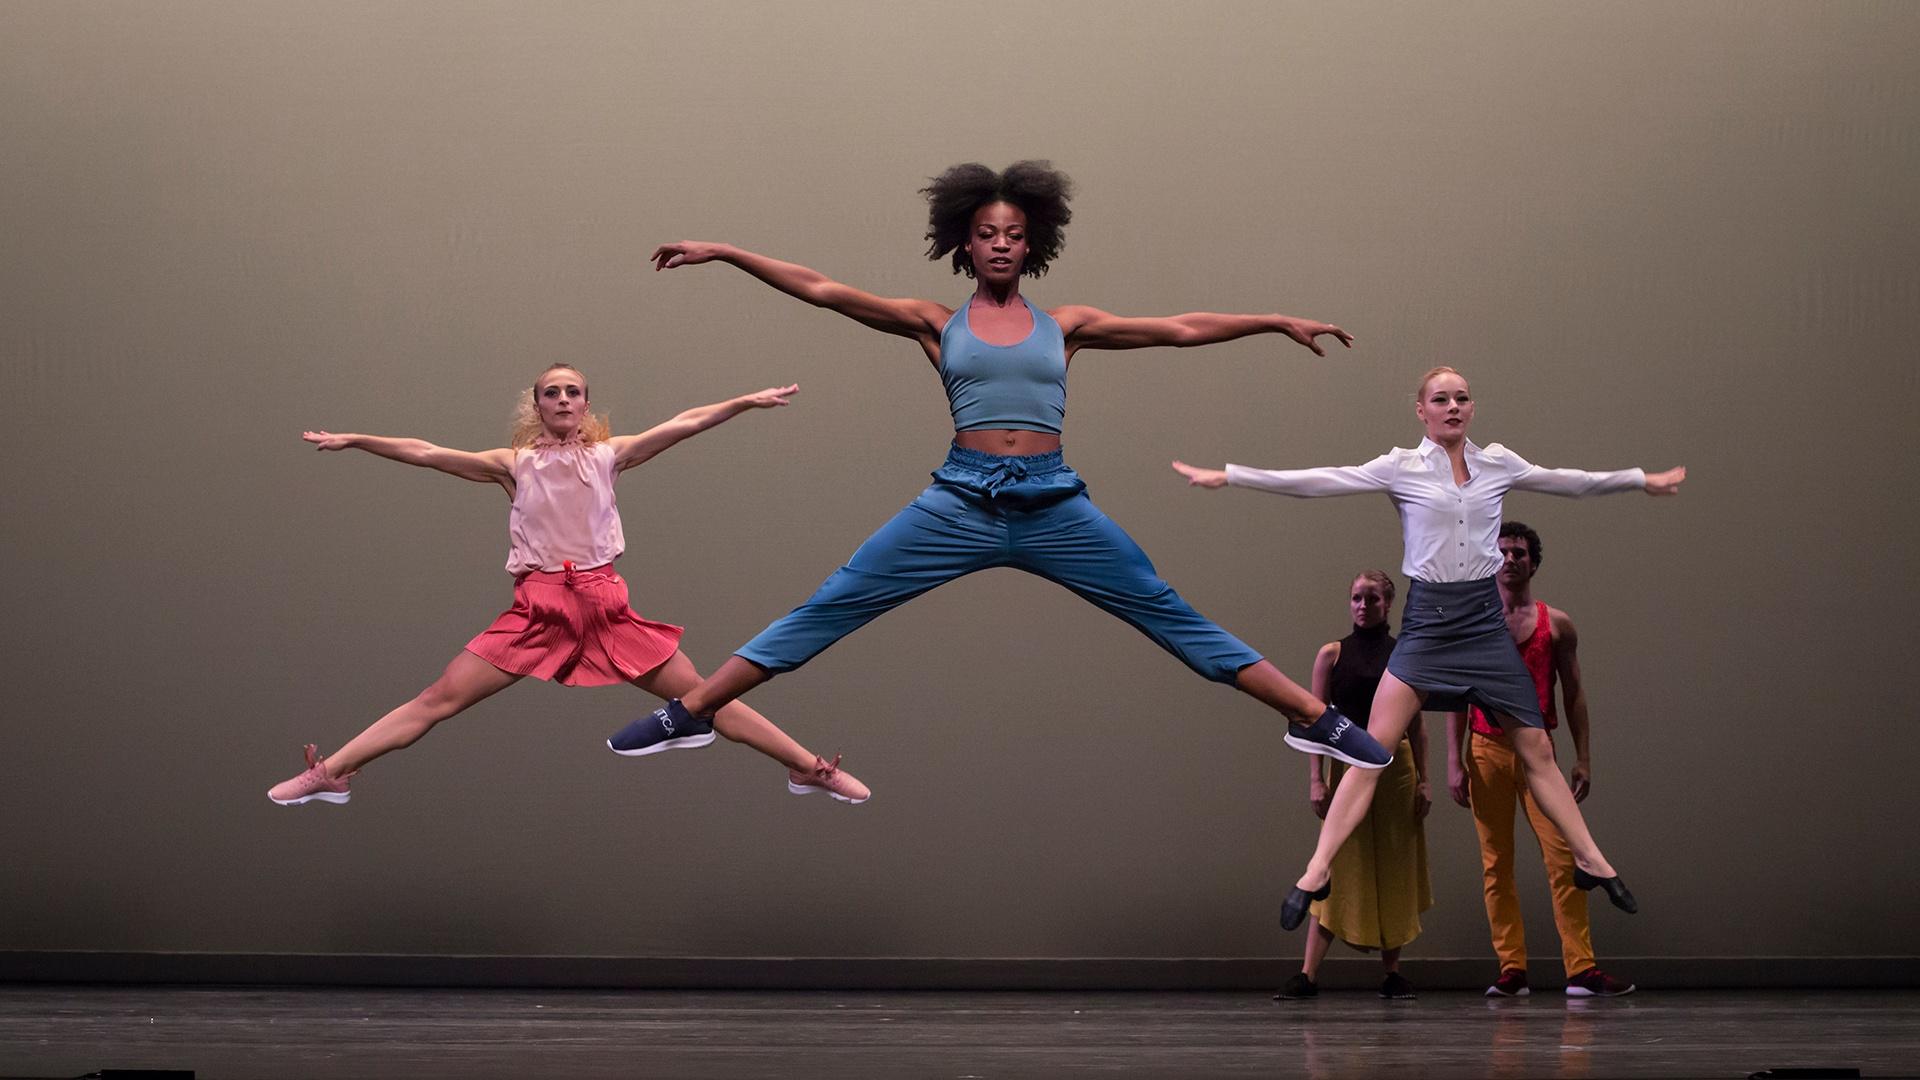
[268,744,354,806]
[786,754,870,804]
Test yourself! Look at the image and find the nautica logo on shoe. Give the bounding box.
[1328,718,1351,742]
[659,710,676,734]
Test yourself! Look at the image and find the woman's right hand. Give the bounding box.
[302,430,353,451]
[1309,779,1332,819]
[651,241,729,271]
[1171,461,1228,488]
[741,384,800,409]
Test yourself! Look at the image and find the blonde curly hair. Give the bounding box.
[511,363,612,448]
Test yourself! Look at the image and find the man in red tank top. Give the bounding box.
[1445,522,1635,998]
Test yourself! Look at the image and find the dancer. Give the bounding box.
[1279,570,1433,1002]
[1448,521,1634,997]
[1172,365,1684,928]
[607,161,1391,770]
[267,366,870,806]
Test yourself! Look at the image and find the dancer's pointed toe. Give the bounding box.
[1573,869,1637,914]
[1280,880,1332,931]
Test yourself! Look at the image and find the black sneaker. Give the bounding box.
[1379,972,1416,999]
[1284,706,1392,769]
[607,699,716,756]
[1274,973,1318,1000]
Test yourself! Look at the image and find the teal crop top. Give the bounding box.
[938,296,1068,436]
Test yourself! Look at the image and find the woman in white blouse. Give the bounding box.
[1172,366,1684,929]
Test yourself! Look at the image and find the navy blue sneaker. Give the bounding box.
[1283,706,1392,769]
[607,699,716,757]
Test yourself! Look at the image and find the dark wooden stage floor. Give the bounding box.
[2,986,1916,1079]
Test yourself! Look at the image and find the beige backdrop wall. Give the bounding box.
[3,0,1915,965]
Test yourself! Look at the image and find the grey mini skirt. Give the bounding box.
[1386,577,1545,729]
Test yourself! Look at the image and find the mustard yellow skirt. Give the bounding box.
[1309,738,1433,950]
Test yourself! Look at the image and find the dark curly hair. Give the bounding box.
[1499,520,1543,569]
[921,160,1073,278]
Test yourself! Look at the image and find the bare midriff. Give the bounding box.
[953,428,1062,456]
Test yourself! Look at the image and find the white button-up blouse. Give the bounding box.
[1225,438,1645,583]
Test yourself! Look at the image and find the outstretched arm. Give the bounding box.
[1053,306,1352,358]
[610,384,798,471]
[651,241,949,348]
[301,431,513,486]
[1500,446,1686,498]
[1170,453,1397,496]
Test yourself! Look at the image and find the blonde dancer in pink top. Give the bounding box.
[268,364,870,807]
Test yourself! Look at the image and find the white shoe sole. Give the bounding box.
[1485,986,1530,997]
[1565,984,1634,997]
[607,732,716,757]
[786,781,869,804]
[1283,732,1392,770]
[269,790,350,806]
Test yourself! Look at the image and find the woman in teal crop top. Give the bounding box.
[610,161,1394,777]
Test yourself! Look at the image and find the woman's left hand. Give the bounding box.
[1280,317,1354,357]
[1645,466,1686,495]
[1414,780,1433,820]
[1171,461,1228,488]
[743,384,800,409]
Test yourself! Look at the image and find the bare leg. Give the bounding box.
[324,651,522,777]
[633,650,815,772]
[1296,672,1425,890]
[679,654,771,718]
[1302,916,1335,979]
[1505,723,1617,879]
[1234,660,1325,725]
[1382,946,1402,975]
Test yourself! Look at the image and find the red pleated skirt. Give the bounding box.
[465,563,682,687]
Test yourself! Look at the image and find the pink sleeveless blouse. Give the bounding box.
[503,437,624,575]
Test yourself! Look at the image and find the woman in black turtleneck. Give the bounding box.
[1277,571,1434,1001]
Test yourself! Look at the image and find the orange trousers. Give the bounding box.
[1466,730,1593,977]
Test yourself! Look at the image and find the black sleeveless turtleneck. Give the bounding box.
[1328,621,1395,723]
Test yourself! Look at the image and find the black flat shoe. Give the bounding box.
[1280,881,1332,931]
[1573,868,1638,914]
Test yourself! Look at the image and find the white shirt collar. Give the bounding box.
[1416,436,1482,464]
